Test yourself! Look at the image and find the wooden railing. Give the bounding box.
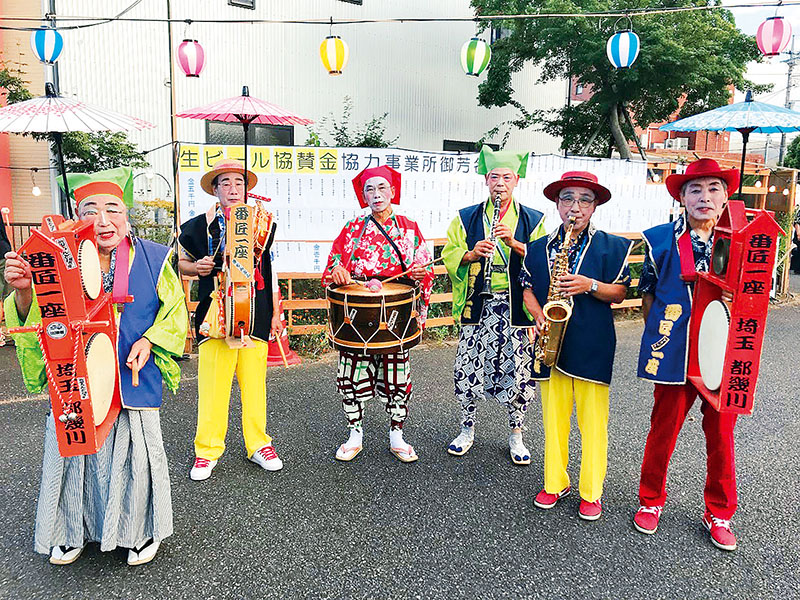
[181,233,646,338]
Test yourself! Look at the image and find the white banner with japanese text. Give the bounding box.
[176,144,675,273]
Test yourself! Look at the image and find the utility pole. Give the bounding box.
[779,36,799,165]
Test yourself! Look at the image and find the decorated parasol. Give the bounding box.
[661,91,800,196]
[0,82,154,217]
[176,86,314,190]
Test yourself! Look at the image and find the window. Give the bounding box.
[228,0,255,8]
[443,140,499,152]
[206,121,294,146]
[575,84,584,95]
[490,27,511,43]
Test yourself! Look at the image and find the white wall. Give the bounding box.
[53,0,565,185]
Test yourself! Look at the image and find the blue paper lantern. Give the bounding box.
[606,30,640,69]
[30,27,64,64]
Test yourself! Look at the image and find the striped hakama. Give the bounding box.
[34,409,173,554]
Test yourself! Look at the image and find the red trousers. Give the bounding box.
[638,382,739,520]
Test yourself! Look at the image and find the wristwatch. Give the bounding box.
[589,279,599,294]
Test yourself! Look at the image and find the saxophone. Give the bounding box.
[533,216,577,373]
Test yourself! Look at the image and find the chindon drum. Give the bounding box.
[326,281,421,354]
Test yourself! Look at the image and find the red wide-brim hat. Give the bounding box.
[665,158,740,201]
[543,171,612,205]
[352,165,402,208]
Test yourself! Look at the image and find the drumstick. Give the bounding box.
[1,207,15,252]
[132,363,139,387]
[378,256,444,286]
[276,333,290,368]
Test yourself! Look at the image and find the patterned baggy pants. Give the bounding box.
[336,350,411,431]
[454,295,535,430]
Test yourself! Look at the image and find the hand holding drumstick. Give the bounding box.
[126,337,152,386]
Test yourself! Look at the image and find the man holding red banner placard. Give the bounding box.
[633,158,742,551]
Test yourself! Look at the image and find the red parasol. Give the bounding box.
[176,86,313,190]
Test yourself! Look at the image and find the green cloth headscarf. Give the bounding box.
[57,166,135,208]
[476,146,528,178]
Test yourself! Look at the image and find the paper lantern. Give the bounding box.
[607,30,640,69]
[320,36,349,76]
[176,39,206,78]
[460,37,491,76]
[756,16,792,57]
[30,27,64,64]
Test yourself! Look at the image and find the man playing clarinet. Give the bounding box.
[442,146,546,464]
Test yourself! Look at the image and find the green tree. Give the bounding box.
[782,135,800,169]
[306,96,398,148]
[60,131,148,172]
[0,66,34,104]
[471,0,765,157]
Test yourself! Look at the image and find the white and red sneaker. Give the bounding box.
[633,505,663,534]
[189,457,217,481]
[250,444,283,472]
[702,511,737,551]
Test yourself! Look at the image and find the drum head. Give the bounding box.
[85,332,115,425]
[78,240,102,300]
[334,281,413,296]
[697,300,731,391]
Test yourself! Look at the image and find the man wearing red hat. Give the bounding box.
[633,158,741,551]
[322,165,434,463]
[520,171,631,521]
[178,158,283,481]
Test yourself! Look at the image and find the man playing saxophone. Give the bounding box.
[520,171,631,520]
[442,146,546,465]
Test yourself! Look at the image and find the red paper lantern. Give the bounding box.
[756,16,792,57]
[176,39,205,77]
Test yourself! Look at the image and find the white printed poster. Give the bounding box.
[177,145,676,273]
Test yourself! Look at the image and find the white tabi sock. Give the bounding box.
[346,428,363,448]
[389,429,406,449]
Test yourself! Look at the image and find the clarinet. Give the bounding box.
[479,192,503,299]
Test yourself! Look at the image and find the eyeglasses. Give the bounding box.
[557,196,595,208]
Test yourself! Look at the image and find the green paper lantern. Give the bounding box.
[460,37,491,77]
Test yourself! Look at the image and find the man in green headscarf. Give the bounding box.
[442,146,547,464]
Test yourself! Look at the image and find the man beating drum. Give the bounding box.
[633,159,742,551]
[322,165,434,463]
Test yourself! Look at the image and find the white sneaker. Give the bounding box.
[509,433,531,465]
[49,545,83,565]
[250,444,283,471]
[190,457,217,481]
[447,427,474,456]
[127,539,160,566]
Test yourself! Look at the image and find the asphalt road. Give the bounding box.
[1,290,799,599]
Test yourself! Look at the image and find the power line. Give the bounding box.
[0,1,798,31]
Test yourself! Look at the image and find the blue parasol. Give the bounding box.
[660,91,800,196]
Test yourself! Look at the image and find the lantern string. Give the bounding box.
[4,1,800,31]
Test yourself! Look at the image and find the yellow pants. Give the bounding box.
[195,338,271,460]
[540,369,610,503]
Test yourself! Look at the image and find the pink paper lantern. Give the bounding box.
[176,39,205,77]
[756,16,792,57]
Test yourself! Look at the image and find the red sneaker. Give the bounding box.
[702,511,737,551]
[633,505,662,534]
[579,499,602,521]
[533,486,570,509]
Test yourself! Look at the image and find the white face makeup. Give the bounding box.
[78,194,129,254]
[680,177,728,226]
[362,176,394,213]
